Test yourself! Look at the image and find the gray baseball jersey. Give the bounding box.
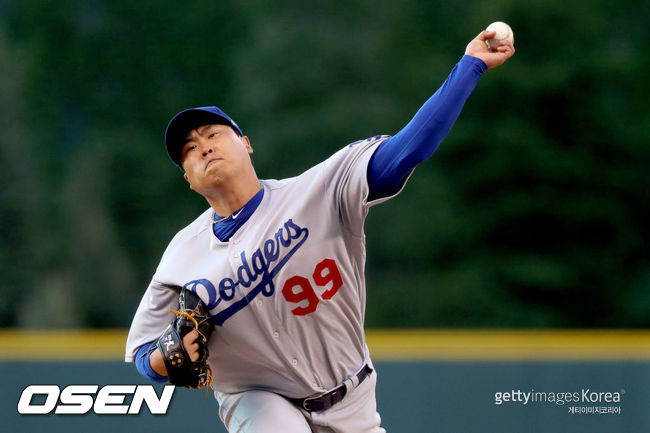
[125,135,408,399]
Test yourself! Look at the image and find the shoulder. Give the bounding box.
[259,177,292,190]
[175,207,213,240]
[259,135,391,194]
[159,208,212,259]
[346,135,391,149]
[319,135,391,174]
[327,135,391,165]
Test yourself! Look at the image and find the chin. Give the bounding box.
[196,174,227,192]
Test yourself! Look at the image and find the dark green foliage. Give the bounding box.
[0,0,647,328]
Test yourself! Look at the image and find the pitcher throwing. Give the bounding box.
[125,28,514,432]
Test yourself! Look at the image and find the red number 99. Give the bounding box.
[282,276,319,316]
[313,258,342,300]
[281,259,343,316]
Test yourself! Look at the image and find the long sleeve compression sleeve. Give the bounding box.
[135,342,168,383]
[367,55,487,200]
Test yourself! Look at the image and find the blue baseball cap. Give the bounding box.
[164,106,243,167]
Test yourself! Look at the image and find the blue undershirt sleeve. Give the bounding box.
[135,341,168,383]
[367,55,487,200]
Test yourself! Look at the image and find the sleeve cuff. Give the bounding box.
[135,342,168,383]
[461,54,488,74]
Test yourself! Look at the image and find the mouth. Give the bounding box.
[205,157,223,170]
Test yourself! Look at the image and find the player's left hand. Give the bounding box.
[465,30,515,69]
[156,288,214,391]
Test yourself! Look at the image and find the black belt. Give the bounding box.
[289,365,373,412]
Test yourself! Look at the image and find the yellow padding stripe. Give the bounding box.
[0,330,128,360]
[365,329,650,361]
[1,329,649,361]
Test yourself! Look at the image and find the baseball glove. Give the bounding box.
[156,287,214,392]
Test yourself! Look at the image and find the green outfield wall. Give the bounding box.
[1,330,648,432]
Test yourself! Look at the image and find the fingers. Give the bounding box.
[487,46,515,68]
[495,39,515,57]
[477,30,496,42]
[465,32,515,69]
[183,328,199,344]
[182,329,201,362]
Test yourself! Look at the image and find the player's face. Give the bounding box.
[180,124,254,192]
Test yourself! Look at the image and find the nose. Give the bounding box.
[198,140,214,158]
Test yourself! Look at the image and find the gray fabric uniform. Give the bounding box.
[125,136,407,432]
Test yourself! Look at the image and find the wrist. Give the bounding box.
[461,54,488,73]
[149,347,168,376]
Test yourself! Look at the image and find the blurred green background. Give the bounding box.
[0,0,648,329]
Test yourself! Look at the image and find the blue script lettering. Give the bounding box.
[184,279,219,309]
[184,219,309,326]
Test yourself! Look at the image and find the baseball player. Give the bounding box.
[125,29,514,432]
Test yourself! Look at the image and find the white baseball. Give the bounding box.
[485,21,514,51]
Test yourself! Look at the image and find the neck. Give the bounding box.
[205,177,262,217]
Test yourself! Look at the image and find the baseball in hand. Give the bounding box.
[485,21,514,51]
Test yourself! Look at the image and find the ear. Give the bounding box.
[241,135,253,154]
[183,172,194,190]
